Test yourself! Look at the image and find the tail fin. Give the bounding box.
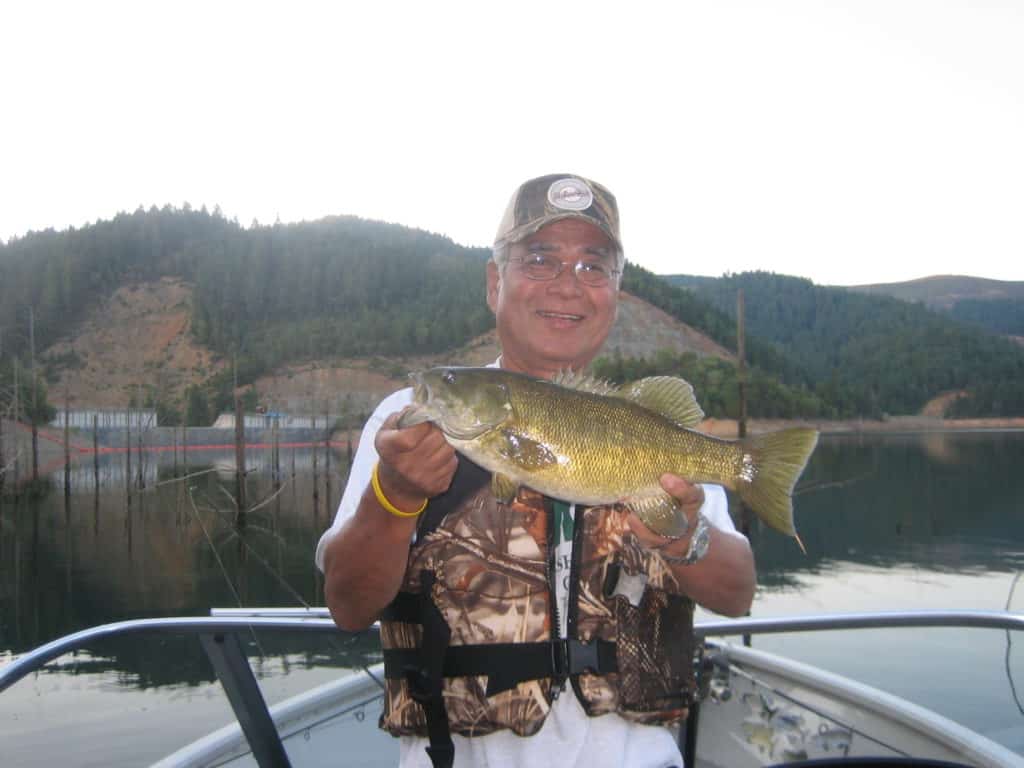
[736,428,819,549]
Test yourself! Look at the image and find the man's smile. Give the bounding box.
[536,310,584,321]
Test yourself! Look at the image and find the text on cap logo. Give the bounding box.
[547,178,594,212]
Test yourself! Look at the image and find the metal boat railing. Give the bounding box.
[204,607,1024,637]
[2,609,1021,768]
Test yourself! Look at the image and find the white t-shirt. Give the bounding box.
[315,380,745,768]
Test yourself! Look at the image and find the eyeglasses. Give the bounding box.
[509,253,620,287]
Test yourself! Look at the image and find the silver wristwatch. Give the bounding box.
[660,514,710,566]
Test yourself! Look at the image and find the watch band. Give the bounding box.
[659,514,711,566]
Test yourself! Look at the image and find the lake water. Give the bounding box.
[1,430,1023,766]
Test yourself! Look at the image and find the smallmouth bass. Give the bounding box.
[397,367,818,549]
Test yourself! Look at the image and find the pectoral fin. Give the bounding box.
[496,430,558,471]
[491,473,519,504]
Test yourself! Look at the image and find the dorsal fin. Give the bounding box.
[618,376,704,427]
[551,369,619,396]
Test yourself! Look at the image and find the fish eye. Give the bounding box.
[442,370,456,385]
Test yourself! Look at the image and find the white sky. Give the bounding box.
[2,1,1022,286]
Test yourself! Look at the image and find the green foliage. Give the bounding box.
[592,350,833,419]
[138,385,183,427]
[948,378,1024,417]
[948,298,1024,336]
[623,264,815,390]
[0,361,56,424]
[665,271,1024,417]
[183,384,211,427]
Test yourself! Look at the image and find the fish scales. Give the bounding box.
[495,378,742,505]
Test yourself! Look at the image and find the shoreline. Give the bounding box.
[698,415,1024,438]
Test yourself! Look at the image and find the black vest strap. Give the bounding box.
[380,589,420,623]
[402,571,454,768]
[384,637,619,697]
[381,456,486,768]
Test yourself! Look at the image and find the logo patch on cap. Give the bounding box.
[547,178,594,212]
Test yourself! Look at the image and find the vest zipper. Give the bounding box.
[546,497,564,699]
[567,504,589,708]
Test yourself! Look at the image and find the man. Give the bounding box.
[316,173,755,768]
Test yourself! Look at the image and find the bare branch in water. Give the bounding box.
[246,480,290,516]
[795,468,876,497]
[142,466,219,492]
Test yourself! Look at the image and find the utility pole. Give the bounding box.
[0,327,5,496]
[736,288,752,647]
[737,289,747,440]
[13,358,21,488]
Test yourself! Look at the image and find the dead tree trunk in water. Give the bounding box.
[324,405,332,513]
[272,416,280,491]
[93,414,99,491]
[63,387,70,498]
[234,396,246,526]
[29,307,38,482]
[125,414,132,507]
[136,396,144,490]
[311,414,320,516]
[12,359,21,491]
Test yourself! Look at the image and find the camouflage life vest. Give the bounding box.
[379,458,697,765]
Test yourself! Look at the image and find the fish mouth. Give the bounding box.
[408,371,427,403]
[396,372,434,430]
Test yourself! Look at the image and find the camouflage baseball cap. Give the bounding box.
[494,173,621,251]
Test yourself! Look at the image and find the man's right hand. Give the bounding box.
[323,408,458,632]
[373,409,458,512]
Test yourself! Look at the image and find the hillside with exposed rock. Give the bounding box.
[39,277,732,420]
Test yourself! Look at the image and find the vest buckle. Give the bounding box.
[404,665,433,705]
[553,639,601,677]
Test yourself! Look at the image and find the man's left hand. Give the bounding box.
[625,473,704,550]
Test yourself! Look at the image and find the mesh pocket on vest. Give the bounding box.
[613,586,695,713]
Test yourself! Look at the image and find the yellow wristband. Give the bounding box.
[371,462,428,518]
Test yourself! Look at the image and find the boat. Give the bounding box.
[2,609,1022,767]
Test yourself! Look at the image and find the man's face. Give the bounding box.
[487,218,619,378]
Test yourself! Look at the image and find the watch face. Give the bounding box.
[691,524,711,562]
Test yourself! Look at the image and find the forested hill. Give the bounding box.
[3,207,1021,421]
[665,272,1024,417]
[846,275,1024,337]
[1,207,842,423]
[0,206,494,372]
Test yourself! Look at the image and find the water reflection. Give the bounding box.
[3,434,1024,655]
[2,432,1024,763]
[0,446,341,655]
[750,431,1024,589]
